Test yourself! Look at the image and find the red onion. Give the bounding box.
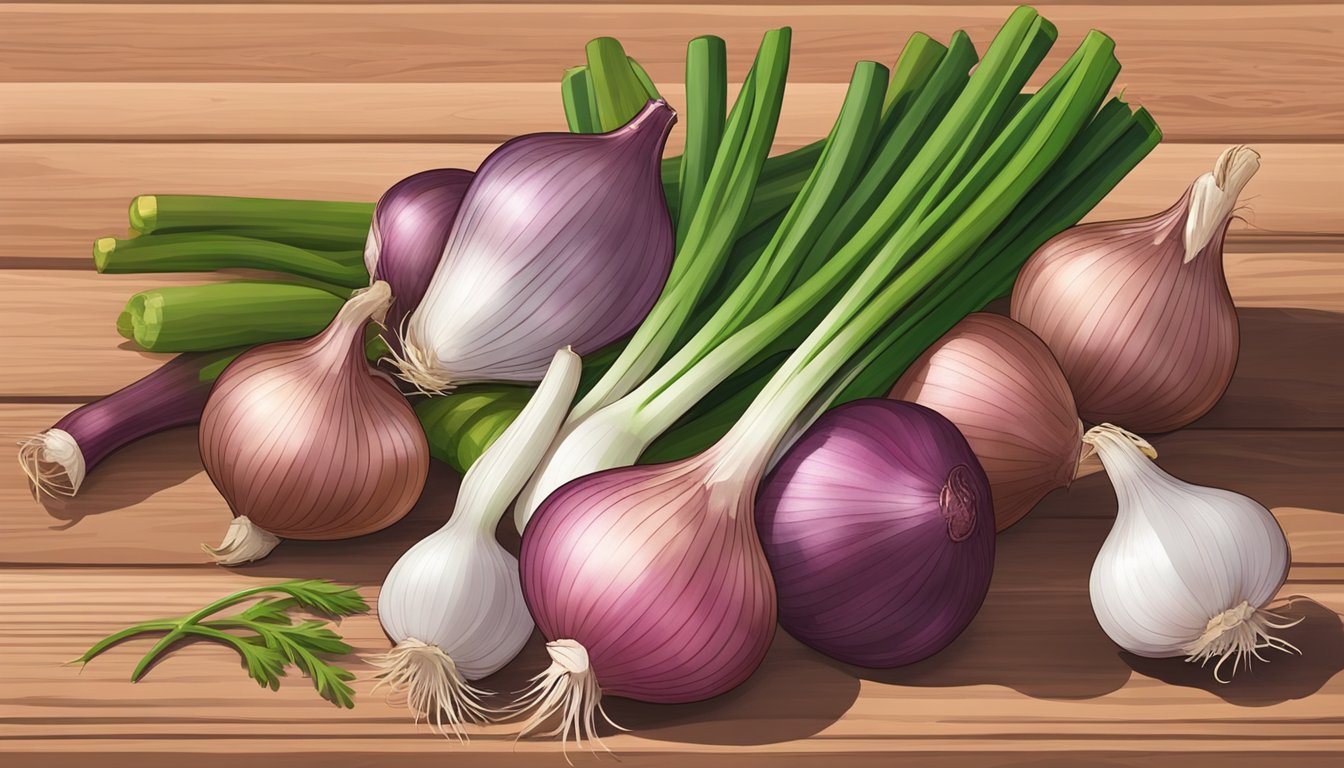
[756,400,995,668]
[18,350,238,498]
[890,313,1085,530]
[518,445,776,732]
[397,100,676,392]
[1010,146,1259,433]
[364,168,473,354]
[201,281,429,564]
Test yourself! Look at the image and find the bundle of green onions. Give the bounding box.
[18,15,1159,500]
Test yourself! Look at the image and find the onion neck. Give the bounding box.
[1075,422,1158,480]
[1182,145,1259,263]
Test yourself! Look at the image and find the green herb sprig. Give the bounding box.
[72,579,368,708]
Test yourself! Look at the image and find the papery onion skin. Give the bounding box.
[756,400,995,668]
[1011,147,1258,433]
[519,450,776,704]
[200,282,429,540]
[400,100,677,388]
[365,168,473,353]
[889,313,1082,531]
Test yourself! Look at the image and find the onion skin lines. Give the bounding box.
[395,101,677,393]
[1012,146,1259,433]
[201,282,430,565]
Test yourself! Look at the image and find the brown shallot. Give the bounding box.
[890,313,1154,530]
[200,281,429,564]
[1010,146,1259,433]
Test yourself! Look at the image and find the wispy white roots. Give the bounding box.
[17,429,85,499]
[1183,600,1302,683]
[203,516,281,565]
[371,639,494,741]
[387,340,456,396]
[513,639,624,757]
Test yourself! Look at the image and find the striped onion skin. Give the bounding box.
[518,449,777,709]
[1011,147,1258,433]
[890,313,1082,531]
[365,168,473,356]
[398,100,676,392]
[200,282,428,545]
[756,400,994,669]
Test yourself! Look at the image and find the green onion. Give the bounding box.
[129,194,372,250]
[560,66,601,134]
[94,233,368,288]
[585,37,652,131]
[676,36,729,246]
[573,28,793,420]
[117,282,347,353]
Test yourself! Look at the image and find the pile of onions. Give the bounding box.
[1011,146,1260,432]
[889,313,1154,531]
[756,400,995,667]
[395,100,677,392]
[200,281,429,564]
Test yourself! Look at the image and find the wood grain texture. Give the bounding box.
[0,540,1339,762]
[1,5,1341,142]
[3,143,1340,265]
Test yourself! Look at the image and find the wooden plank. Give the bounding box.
[1,5,1340,142]
[2,143,1339,266]
[4,407,1340,568]
[0,566,1339,760]
[2,262,1340,404]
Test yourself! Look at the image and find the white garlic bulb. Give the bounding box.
[1085,423,1299,681]
[374,348,581,736]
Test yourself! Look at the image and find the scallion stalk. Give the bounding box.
[94,233,368,288]
[676,36,729,246]
[571,28,793,419]
[129,195,373,250]
[118,282,348,352]
[560,66,601,134]
[586,37,652,131]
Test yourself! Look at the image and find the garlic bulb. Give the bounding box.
[1011,146,1259,433]
[374,348,581,737]
[200,281,429,564]
[395,100,676,392]
[1085,423,1298,681]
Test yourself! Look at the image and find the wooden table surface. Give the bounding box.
[2,2,1342,766]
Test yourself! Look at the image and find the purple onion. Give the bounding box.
[519,448,776,712]
[18,350,238,497]
[364,168,473,353]
[397,100,676,392]
[756,400,995,668]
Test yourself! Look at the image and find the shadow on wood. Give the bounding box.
[220,463,462,585]
[838,512,1132,700]
[1195,307,1344,429]
[38,424,204,528]
[1121,597,1344,706]
[480,629,862,747]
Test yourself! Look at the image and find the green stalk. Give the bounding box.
[639,61,888,399]
[783,31,978,291]
[586,37,651,130]
[677,36,729,246]
[836,105,1162,402]
[883,32,949,122]
[118,282,347,352]
[639,8,1061,431]
[94,233,368,288]
[130,195,373,250]
[713,28,1120,480]
[571,27,793,420]
[560,66,601,133]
